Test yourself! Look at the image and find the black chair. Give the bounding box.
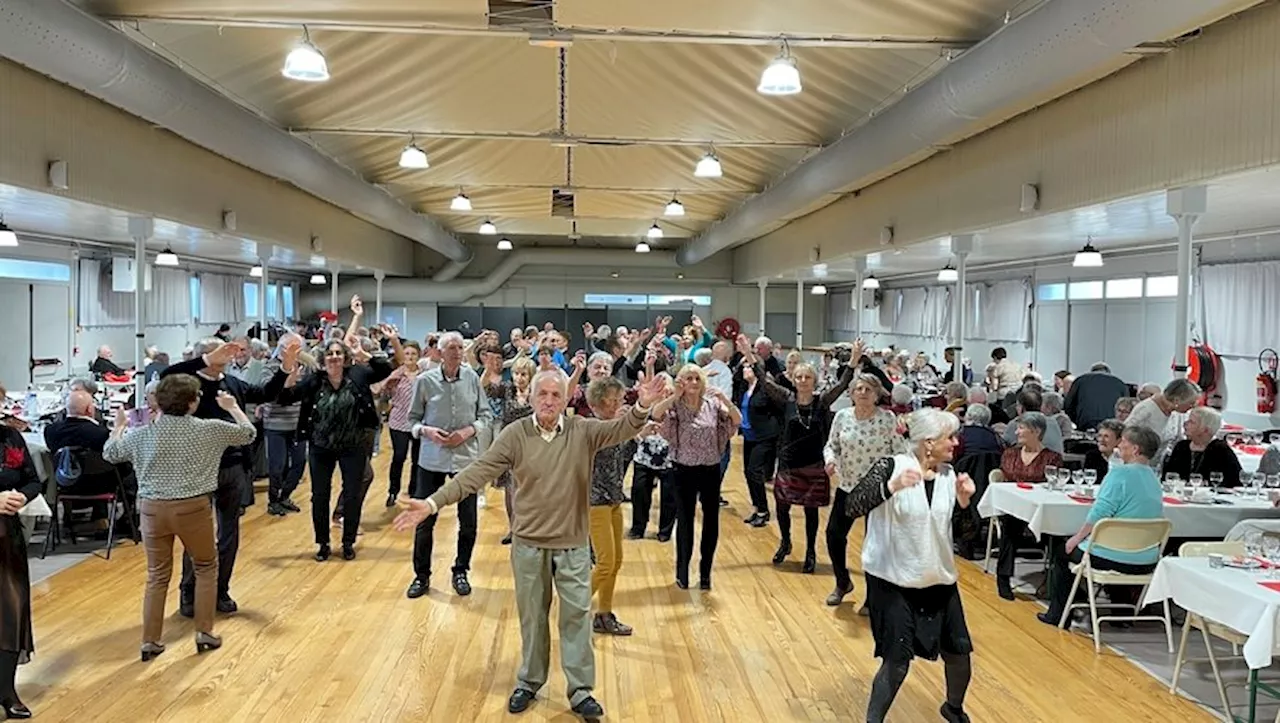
[42,447,138,560]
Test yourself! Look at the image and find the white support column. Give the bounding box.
[127,216,153,407]
[951,234,974,382]
[330,266,340,315]
[852,257,866,341]
[1167,187,1207,378]
[258,259,268,330]
[374,270,385,324]
[795,278,805,349]
[757,279,768,337]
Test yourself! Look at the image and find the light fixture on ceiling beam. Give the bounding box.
[497,237,513,251]
[309,273,327,285]
[694,150,722,178]
[610,270,620,278]
[155,247,179,267]
[527,31,574,48]
[635,240,652,253]
[450,190,472,211]
[647,222,664,239]
[812,262,828,278]
[862,274,880,290]
[282,26,330,82]
[664,195,685,217]
[937,262,958,282]
[810,284,827,295]
[399,137,429,169]
[0,215,16,247]
[479,219,497,235]
[758,40,802,96]
[1073,239,1103,268]
[249,261,264,278]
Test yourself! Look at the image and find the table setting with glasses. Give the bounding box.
[1225,430,1275,475]
[979,465,1280,540]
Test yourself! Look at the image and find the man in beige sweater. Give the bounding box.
[395,369,667,721]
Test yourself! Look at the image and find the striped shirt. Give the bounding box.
[384,366,419,432]
[104,414,256,500]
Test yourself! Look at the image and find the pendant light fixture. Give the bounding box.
[0,215,16,247]
[937,263,958,282]
[249,262,264,278]
[309,273,327,285]
[1073,238,1103,267]
[155,248,180,267]
[757,40,802,96]
[647,222,664,239]
[635,240,651,253]
[479,219,497,235]
[694,150,723,178]
[399,138,429,169]
[862,275,880,290]
[282,26,330,82]
[810,284,827,295]
[450,191,472,211]
[497,237,513,251]
[664,195,685,217]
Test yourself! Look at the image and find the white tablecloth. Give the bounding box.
[1239,447,1267,475]
[20,432,50,484]
[1144,557,1280,669]
[978,483,1280,539]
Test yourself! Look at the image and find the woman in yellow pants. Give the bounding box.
[586,376,636,635]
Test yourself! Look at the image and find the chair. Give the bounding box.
[1057,518,1174,654]
[41,447,138,560]
[981,469,1005,573]
[1169,540,1248,720]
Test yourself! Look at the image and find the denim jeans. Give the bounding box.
[266,429,307,504]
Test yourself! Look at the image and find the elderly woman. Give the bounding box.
[585,377,638,635]
[127,379,161,428]
[104,374,258,662]
[844,408,976,723]
[943,381,969,415]
[486,354,537,545]
[629,374,677,542]
[1137,383,1161,401]
[985,347,1023,397]
[952,404,1005,559]
[1114,397,1137,423]
[1162,406,1242,488]
[910,353,941,389]
[571,351,636,417]
[994,411,1063,600]
[653,364,740,589]
[1041,391,1074,439]
[823,374,903,605]
[889,384,914,416]
[0,423,40,718]
[1127,378,1201,463]
[1085,419,1125,479]
[1039,425,1166,626]
[381,341,422,508]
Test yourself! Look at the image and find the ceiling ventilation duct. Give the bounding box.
[675,0,1244,266]
[551,190,576,219]
[0,0,471,264]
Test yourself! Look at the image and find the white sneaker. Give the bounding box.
[477,493,487,509]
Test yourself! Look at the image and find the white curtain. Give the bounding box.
[877,289,900,331]
[827,291,856,332]
[894,288,928,336]
[199,272,245,325]
[923,287,952,338]
[1200,260,1280,357]
[78,259,189,327]
[977,279,1032,342]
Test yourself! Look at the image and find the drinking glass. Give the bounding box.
[1083,468,1098,487]
[1071,470,1085,494]
[1045,465,1059,489]
[1270,475,1280,491]
[1189,473,1203,491]
[1252,472,1266,500]
[1246,530,1265,561]
[1264,536,1280,579]
[1228,433,1242,447]
[1210,471,1224,495]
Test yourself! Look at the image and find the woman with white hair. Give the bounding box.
[1041,390,1074,439]
[843,408,976,723]
[1126,378,1201,463]
[889,384,914,416]
[995,412,1062,601]
[1162,406,1242,487]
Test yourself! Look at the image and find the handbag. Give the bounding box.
[53,446,83,489]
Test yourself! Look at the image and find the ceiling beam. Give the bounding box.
[292,127,819,150]
[392,181,759,194]
[103,15,975,50]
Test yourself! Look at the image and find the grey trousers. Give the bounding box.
[511,542,596,709]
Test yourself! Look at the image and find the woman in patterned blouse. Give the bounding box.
[586,377,638,635]
[823,373,904,606]
[380,341,421,508]
[994,411,1062,601]
[485,354,536,545]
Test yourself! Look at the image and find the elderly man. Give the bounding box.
[260,333,307,517]
[405,331,492,599]
[753,336,784,379]
[395,369,666,720]
[43,390,132,505]
[161,338,287,616]
[1064,362,1130,430]
[942,346,973,385]
[89,345,126,377]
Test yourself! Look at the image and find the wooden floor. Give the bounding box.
[21,438,1210,722]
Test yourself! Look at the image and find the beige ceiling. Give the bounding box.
[84,0,1020,246]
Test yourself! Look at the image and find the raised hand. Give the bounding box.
[282,338,300,371]
[735,333,751,355]
[393,495,435,531]
[215,391,240,412]
[889,468,923,494]
[350,295,363,315]
[379,323,399,340]
[583,321,594,337]
[637,372,671,408]
[691,314,703,329]
[206,340,242,368]
[956,473,976,506]
[571,350,586,371]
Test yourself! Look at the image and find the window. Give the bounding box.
[266,284,279,319]
[243,281,260,319]
[282,285,295,320]
[1105,278,1143,299]
[1146,275,1179,297]
[189,275,201,320]
[1068,281,1104,300]
[0,258,70,282]
[582,293,713,306]
[649,294,712,306]
[1036,283,1066,301]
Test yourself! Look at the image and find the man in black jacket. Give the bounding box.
[1064,362,1130,431]
[162,338,287,615]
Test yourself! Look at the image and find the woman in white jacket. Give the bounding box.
[843,408,976,723]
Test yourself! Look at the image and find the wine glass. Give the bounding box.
[1264,536,1280,579]
[1083,468,1098,495]
[1209,471,1225,496]
[1164,472,1180,495]
[1071,470,1085,494]
[1045,465,1059,490]
[1252,472,1267,501]
[1246,530,1265,561]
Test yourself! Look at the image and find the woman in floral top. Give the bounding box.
[823,374,904,606]
[380,341,421,508]
[586,377,638,635]
[485,355,536,545]
[629,374,676,541]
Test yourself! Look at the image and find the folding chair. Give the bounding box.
[1169,540,1248,720]
[41,447,138,560]
[1057,517,1174,654]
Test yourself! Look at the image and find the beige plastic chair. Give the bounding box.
[981,469,1005,573]
[1057,517,1174,654]
[1170,540,1249,720]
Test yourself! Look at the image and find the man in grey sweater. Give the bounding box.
[395,370,667,721]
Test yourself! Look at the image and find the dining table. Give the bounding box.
[16,430,53,543]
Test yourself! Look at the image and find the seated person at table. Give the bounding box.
[1083,419,1124,479]
[43,391,133,495]
[1038,425,1165,626]
[1113,397,1137,423]
[1001,386,1065,454]
[994,412,1063,601]
[1161,406,1242,488]
[1128,378,1200,464]
[89,345,128,377]
[1042,391,1074,439]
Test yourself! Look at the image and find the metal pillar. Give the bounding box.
[757,279,768,337]
[796,278,804,349]
[127,216,153,407]
[374,270,385,324]
[852,257,866,341]
[258,259,268,329]
[330,267,340,314]
[951,234,974,382]
[1167,187,1206,378]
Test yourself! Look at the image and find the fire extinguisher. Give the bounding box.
[1258,348,1278,414]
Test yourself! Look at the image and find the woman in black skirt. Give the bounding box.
[844,408,976,723]
[737,335,853,572]
[0,426,39,719]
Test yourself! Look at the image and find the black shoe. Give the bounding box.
[625,529,643,540]
[140,641,166,662]
[238,507,246,517]
[501,533,513,545]
[622,494,631,504]
[772,540,792,566]
[802,552,816,574]
[719,497,729,507]
[452,571,472,596]
[217,597,238,614]
[2,699,32,719]
[675,576,689,590]
[406,577,429,599]
[385,493,397,508]
[940,702,971,723]
[656,531,672,543]
[751,513,770,528]
[315,544,331,562]
[179,599,194,619]
[267,502,286,516]
[195,631,222,654]
[341,544,355,561]
[997,577,1015,601]
[1037,611,1063,627]
[743,511,759,524]
[571,695,604,719]
[507,688,536,714]
[699,577,711,591]
[279,499,301,513]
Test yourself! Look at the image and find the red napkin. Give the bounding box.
[1067,494,1093,504]
[1223,423,1245,432]
[1162,496,1186,505]
[1016,482,1034,490]
[1239,445,1268,456]
[1259,581,1280,593]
